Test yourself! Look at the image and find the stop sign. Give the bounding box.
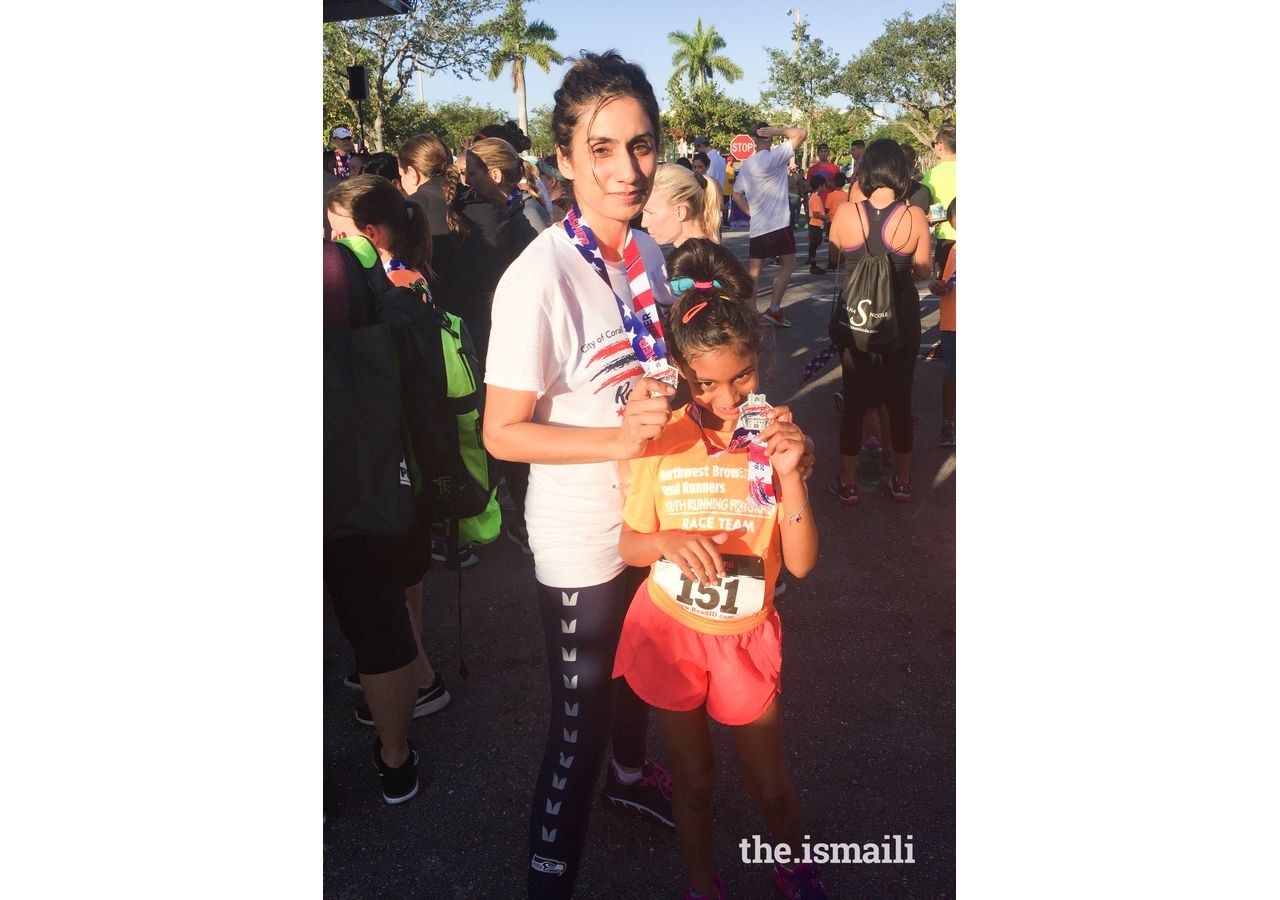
[729,133,755,161]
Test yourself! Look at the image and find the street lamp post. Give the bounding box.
[785,7,800,60]
[784,8,803,157]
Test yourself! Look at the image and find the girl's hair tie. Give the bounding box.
[668,277,723,294]
[680,301,709,324]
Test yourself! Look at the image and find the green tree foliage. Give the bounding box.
[838,2,955,147]
[806,106,874,165]
[484,0,564,138]
[662,79,760,156]
[372,97,532,158]
[667,18,744,90]
[526,104,554,157]
[760,17,843,167]
[322,0,502,152]
[869,121,927,155]
[414,98,516,154]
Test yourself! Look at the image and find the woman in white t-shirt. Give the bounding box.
[482,52,679,900]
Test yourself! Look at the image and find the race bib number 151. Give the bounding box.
[652,553,767,622]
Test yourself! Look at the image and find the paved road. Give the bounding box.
[324,225,956,899]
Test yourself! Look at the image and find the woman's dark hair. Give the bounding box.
[899,142,918,170]
[363,151,400,181]
[856,138,911,199]
[674,157,693,170]
[478,121,532,153]
[326,174,433,277]
[664,238,762,365]
[397,133,469,239]
[947,196,956,221]
[692,152,711,168]
[551,51,660,160]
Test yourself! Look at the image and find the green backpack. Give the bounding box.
[337,236,500,564]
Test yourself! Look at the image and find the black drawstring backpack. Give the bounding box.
[828,200,902,357]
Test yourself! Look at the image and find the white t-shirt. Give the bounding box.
[485,223,674,588]
[735,142,795,237]
[703,149,727,192]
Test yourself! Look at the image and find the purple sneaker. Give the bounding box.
[774,861,828,899]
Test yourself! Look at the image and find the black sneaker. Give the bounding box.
[355,674,451,725]
[496,477,517,512]
[372,738,419,805]
[506,523,533,557]
[343,671,362,691]
[602,760,675,828]
[828,473,859,506]
[430,536,479,568]
[938,420,956,447]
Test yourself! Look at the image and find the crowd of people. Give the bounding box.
[323,50,955,900]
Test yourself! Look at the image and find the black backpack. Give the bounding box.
[324,237,499,563]
[324,239,416,541]
[828,200,902,356]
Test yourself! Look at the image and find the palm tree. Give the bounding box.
[486,0,564,137]
[667,18,744,90]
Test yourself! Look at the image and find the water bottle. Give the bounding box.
[857,436,882,487]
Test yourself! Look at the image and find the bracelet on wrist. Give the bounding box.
[785,493,810,524]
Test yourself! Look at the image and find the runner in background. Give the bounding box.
[929,198,957,448]
[325,175,454,729]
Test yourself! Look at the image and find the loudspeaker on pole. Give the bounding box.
[347,66,369,102]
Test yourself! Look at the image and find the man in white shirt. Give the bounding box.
[692,135,726,192]
[842,139,866,183]
[731,122,808,327]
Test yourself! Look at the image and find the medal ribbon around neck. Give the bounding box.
[562,203,669,370]
[385,256,435,304]
[686,403,777,509]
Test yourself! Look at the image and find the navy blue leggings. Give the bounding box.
[527,566,649,899]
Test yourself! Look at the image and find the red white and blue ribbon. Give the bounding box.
[562,203,669,372]
[800,343,838,385]
[687,403,776,509]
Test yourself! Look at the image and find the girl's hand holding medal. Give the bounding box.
[756,404,808,478]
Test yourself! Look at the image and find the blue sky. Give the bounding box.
[417,0,947,116]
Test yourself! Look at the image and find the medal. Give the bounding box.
[644,359,679,397]
[689,395,777,510]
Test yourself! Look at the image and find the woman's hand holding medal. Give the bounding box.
[619,375,675,456]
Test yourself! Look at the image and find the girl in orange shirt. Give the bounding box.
[613,238,825,900]
[805,173,830,275]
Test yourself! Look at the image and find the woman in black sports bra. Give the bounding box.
[826,139,933,503]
